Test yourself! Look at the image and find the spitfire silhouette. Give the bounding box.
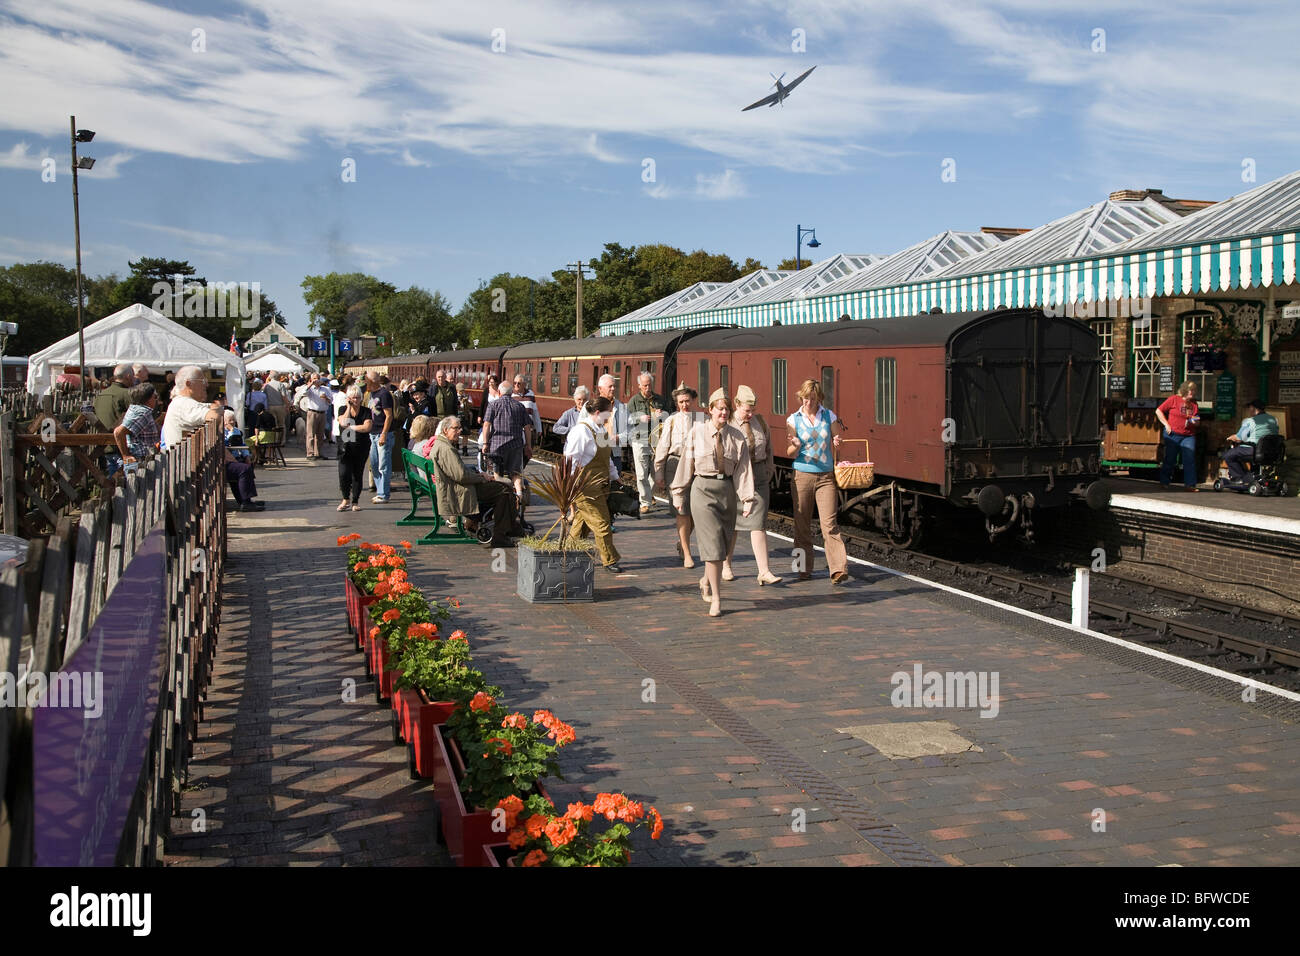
[742,66,817,111]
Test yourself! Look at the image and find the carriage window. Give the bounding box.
[552,373,561,393]
[1132,317,1161,397]
[568,374,578,394]
[874,358,896,425]
[698,360,709,405]
[771,359,787,415]
[821,367,834,411]
[719,365,728,397]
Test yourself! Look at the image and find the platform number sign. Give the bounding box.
[312,338,328,354]
[338,339,353,354]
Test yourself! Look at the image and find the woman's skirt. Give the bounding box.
[734,463,770,532]
[665,455,691,517]
[690,476,737,562]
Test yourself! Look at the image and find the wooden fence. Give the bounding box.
[0,421,226,866]
[1,389,84,422]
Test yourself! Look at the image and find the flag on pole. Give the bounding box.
[229,328,242,356]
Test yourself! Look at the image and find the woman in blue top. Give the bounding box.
[785,379,850,584]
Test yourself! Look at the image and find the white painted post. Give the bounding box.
[1072,567,1090,629]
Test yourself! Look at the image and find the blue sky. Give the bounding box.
[3,0,1299,338]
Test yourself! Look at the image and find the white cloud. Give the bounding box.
[120,220,291,258]
[397,149,431,167]
[642,182,678,200]
[695,168,747,200]
[0,142,43,170]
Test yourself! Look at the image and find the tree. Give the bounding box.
[374,286,465,354]
[739,257,768,274]
[777,258,804,271]
[301,272,396,339]
[0,261,80,354]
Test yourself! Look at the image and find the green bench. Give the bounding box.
[397,447,476,544]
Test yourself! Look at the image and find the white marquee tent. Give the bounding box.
[244,343,317,375]
[26,303,248,423]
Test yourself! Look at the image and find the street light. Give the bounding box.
[795,224,820,271]
[70,117,95,400]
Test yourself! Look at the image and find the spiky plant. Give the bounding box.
[529,457,606,552]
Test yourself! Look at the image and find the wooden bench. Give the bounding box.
[397,448,476,544]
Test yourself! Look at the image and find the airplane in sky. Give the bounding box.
[741,66,817,111]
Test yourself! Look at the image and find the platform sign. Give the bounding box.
[311,338,328,354]
[338,339,353,353]
[1279,351,1300,402]
[1158,364,1175,392]
[1215,371,1237,420]
[1108,375,1128,395]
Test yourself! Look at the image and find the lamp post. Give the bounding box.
[795,225,820,272]
[70,117,95,400]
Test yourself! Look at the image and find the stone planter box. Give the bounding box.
[516,545,595,603]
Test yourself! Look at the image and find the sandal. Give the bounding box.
[351,504,362,512]
[699,577,711,602]
[337,501,349,512]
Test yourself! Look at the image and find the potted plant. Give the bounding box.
[435,693,575,866]
[517,458,603,604]
[487,791,664,867]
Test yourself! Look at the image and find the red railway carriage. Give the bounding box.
[501,330,717,436]
[418,346,510,409]
[674,309,1108,544]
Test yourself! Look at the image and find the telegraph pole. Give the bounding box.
[566,261,595,338]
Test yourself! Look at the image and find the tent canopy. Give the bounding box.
[244,343,317,375]
[26,303,248,425]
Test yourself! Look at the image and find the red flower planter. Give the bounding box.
[432,724,550,868]
[346,575,378,651]
[481,843,515,867]
[399,690,456,778]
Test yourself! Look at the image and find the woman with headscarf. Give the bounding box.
[722,385,782,586]
[563,397,624,574]
[654,383,707,568]
[670,388,754,617]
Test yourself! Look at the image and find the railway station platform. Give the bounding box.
[169,441,1300,866]
[1062,477,1300,615]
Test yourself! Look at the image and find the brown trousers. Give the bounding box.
[571,495,620,568]
[791,470,847,576]
[306,409,325,457]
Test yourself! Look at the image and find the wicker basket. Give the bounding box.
[833,439,874,490]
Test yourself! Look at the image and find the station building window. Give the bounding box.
[874,357,896,425]
[1180,311,1219,402]
[1131,317,1161,397]
[1092,320,1114,393]
[771,359,787,415]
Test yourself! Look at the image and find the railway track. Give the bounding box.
[526,447,1300,691]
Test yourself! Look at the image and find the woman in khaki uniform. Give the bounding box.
[722,385,782,586]
[670,388,755,617]
[654,384,706,567]
[563,397,623,573]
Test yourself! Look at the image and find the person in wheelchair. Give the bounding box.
[430,416,518,547]
[1222,399,1281,489]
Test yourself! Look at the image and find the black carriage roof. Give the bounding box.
[415,346,511,364]
[504,328,715,360]
[677,309,1062,352]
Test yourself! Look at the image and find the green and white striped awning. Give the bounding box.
[610,231,1299,334]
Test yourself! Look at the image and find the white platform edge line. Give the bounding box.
[1111,493,1300,535]
[759,530,1300,705]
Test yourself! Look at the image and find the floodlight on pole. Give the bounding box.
[70,115,95,401]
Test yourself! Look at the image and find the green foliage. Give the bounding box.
[301,272,396,339]
[445,698,570,809]
[375,286,466,354]
[393,636,497,703]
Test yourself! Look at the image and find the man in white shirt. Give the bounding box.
[597,373,627,450]
[298,373,333,460]
[164,365,266,512]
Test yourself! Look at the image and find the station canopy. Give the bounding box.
[26,303,247,421]
[244,343,317,375]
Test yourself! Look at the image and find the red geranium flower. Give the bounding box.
[381,608,401,622]
[521,849,547,867]
[469,692,494,713]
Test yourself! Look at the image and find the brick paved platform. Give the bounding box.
[169,437,1300,866]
